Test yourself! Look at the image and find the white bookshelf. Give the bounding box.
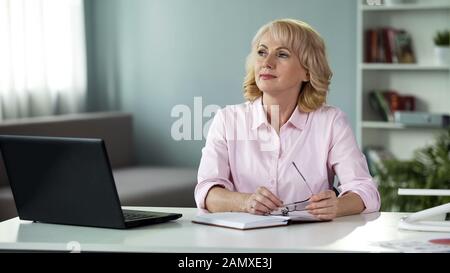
[356,0,450,160]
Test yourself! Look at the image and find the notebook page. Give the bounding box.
[192,212,288,229]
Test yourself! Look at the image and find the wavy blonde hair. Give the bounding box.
[243,19,332,112]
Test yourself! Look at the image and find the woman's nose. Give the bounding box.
[262,55,275,69]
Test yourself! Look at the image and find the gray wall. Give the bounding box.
[85,0,357,167]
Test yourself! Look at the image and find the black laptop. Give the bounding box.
[0,135,182,229]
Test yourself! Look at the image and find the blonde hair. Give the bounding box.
[243,19,332,112]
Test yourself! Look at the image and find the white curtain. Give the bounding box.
[0,0,86,120]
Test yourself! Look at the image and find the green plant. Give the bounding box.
[434,30,450,46]
[376,128,450,212]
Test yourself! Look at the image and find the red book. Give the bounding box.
[371,29,378,63]
[400,96,416,111]
[382,28,392,63]
[383,91,401,112]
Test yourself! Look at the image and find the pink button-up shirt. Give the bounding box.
[195,97,380,213]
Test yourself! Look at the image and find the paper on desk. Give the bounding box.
[374,238,450,253]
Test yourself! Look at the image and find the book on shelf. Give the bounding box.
[383,90,416,112]
[369,90,394,122]
[192,211,322,230]
[369,90,416,122]
[395,30,416,64]
[364,28,416,64]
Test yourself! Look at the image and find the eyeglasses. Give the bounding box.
[272,162,313,216]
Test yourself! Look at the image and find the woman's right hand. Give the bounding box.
[243,186,283,215]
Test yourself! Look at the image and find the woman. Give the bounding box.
[194,19,380,220]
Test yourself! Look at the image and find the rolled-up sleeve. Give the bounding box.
[327,110,381,213]
[195,109,235,209]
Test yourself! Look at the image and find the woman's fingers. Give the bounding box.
[308,207,336,215]
[253,201,271,215]
[247,198,270,215]
[306,190,338,220]
[306,198,336,210]
[309,190,335,202]
[308,205,338,220]
[254,193,279,211]
[257,187,284,207]
[246,187,283,215]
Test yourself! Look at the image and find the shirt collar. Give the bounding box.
[286,104,308,130]
[250,96,308,130]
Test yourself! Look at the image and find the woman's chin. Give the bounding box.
[260,89,282,97]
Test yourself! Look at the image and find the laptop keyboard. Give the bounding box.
[122,210,163,221]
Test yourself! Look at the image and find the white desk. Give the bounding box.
[0,207,448,252]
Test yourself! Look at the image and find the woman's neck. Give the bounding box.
[262,93,298,133]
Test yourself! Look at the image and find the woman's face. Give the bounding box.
[254,33,308,98]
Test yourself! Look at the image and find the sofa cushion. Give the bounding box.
[113,166,197,207]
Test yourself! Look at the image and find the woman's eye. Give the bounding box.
[278,52,289,58]
[257,49,267,56]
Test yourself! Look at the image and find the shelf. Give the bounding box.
[361,63,450,71]
[362,3,450,11]
[362,121,405,129]
[362,121,445,130]
[357,0,450,159]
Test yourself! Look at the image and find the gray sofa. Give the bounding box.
[0,112,197,221]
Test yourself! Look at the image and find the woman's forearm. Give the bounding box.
[336,192,366,217]
[205,186,250,213]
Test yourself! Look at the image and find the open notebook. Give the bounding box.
[192,211,322,230]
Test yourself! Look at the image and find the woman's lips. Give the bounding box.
[260,74,277,80]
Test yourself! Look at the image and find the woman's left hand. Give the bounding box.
[305,190,339,220]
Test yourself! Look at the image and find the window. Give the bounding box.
[0,0,86,119]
